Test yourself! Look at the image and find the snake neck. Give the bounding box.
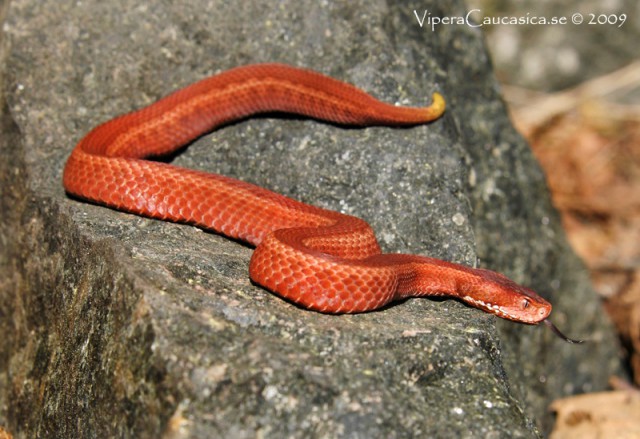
[373,254,551,323]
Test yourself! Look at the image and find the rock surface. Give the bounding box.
[0,0,621,437]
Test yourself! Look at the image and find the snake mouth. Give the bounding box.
[543,319,585,344]
[460,295,550,324]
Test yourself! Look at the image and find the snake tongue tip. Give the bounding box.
[543,319,585,344]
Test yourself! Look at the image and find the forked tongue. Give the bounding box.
[543,320,585,344]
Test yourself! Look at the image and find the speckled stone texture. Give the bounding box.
[0,0,621,438]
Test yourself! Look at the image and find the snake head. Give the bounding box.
[458,268,552,324]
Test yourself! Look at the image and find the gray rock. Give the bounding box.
[0,0,621,438]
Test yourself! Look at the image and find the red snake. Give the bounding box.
[63,63,581,342]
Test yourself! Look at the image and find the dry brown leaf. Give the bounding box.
[0,426,13,439]
[550,390,640,439]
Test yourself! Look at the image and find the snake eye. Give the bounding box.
[521,299,530,309]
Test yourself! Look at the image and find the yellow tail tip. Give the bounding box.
[424,92,446,121]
